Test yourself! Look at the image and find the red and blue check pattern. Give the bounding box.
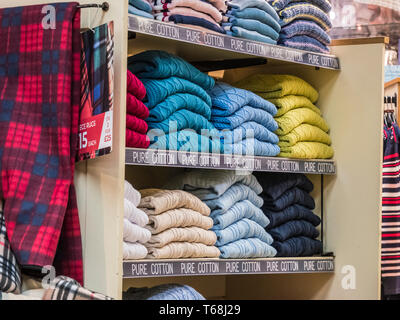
[0,3,83,284]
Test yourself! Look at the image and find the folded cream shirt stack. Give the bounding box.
[139,188,220,259]
[124,181,152,260]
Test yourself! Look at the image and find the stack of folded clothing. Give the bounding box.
[223,0,281,44]
[124,181,152,260]
[123,284,205,300]
[269,0,332,53]
[255,172,322,257]
[151,0,226,34]
[128,50,221,153]
[208,81,280,156]
[138,189,220,259]
[129,0,154,19]
[126,70,151,149]
[166,169,277,258]
[235,74,333,159]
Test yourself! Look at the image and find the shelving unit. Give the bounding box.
[6,0,386,301]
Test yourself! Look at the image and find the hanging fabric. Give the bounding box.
[382,121,400,297]
[78,21,114,160]
[0,3,83,284]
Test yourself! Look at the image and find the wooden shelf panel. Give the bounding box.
[125,148,336,175]
[123,256,335,278]
[128,15,340,70]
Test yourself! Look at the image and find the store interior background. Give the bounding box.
[330,0,400,73]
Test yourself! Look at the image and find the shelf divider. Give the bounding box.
[125,148,336,175]
[123,256,335,278]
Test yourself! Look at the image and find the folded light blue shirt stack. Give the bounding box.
[128,50,221,153]
[223,0,281,44]
[166,169,277,258]
[208,82,280,157]
[129,0,154,19]
[268,0,332,53]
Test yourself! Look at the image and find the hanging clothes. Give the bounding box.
[0,3,83,284]
[382,122,400,297]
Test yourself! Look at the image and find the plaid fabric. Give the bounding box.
[0,3,83,283]
[42,276,113,300]
[0,201,22,293]
[82,23,113,117]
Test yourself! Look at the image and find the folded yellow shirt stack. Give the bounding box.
[235,74,333,159]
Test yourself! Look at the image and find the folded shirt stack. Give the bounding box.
[268,0,332,53]
[208,81,280,157]
[126,70,151,149]
[150,0,226,34]
[129,0,154,19]
[223,0,281,44]
[128,50,222,153]
[123,181,152,260]
[255,172,322,257]
[123,284,205,300]
[138,188,220,259]
[166,169,277,258]
[235,74,333,159]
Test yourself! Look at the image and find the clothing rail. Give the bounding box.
[77,2,109,11]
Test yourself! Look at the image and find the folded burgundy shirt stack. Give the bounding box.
[126,70,151,148]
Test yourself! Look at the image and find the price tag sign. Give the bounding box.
[78,111,113,160]
[77,21,114,161]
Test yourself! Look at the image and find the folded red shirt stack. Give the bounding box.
[126,70,150,148]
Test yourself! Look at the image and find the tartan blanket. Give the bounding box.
[0,200,22,294]
[42,276,113,300]
[0,3,83,283]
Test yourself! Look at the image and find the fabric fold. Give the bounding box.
[165,170,263,200]
[128,50,215,90]
[146,242,220,259]
[147,227,217,247]
[205,184,264,214]
[213,218,273,246]
[235,74,319,103]
[268,219,319,242]
[123,242,148,260]
[275,108,329,135]
[218,238,277,258]
[278,124,332,147]
[146,208,213,234]
[279,141,334,159]
[211,200,270,230]
[264,204,321,229]
[124,199,149,227]
[139,189,211,216]
[124,219,152,243]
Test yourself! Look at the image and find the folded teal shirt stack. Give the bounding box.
[208,82,280,157]
[129,0,154,19]
[166,169,277,258]
[268,0,332,53]
[128,50,221,153]
[255,172,323,257]
[223,0,281,44]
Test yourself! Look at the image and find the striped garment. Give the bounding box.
[382,123,400,295]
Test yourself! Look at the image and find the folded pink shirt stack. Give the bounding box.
[126,70,150,148]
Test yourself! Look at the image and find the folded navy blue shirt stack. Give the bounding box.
[255,172,322,257]
[268,0,332,53]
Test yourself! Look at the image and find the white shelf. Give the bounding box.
[125,148,336,175]
[128,15,340,70]
[123,256,335,278]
